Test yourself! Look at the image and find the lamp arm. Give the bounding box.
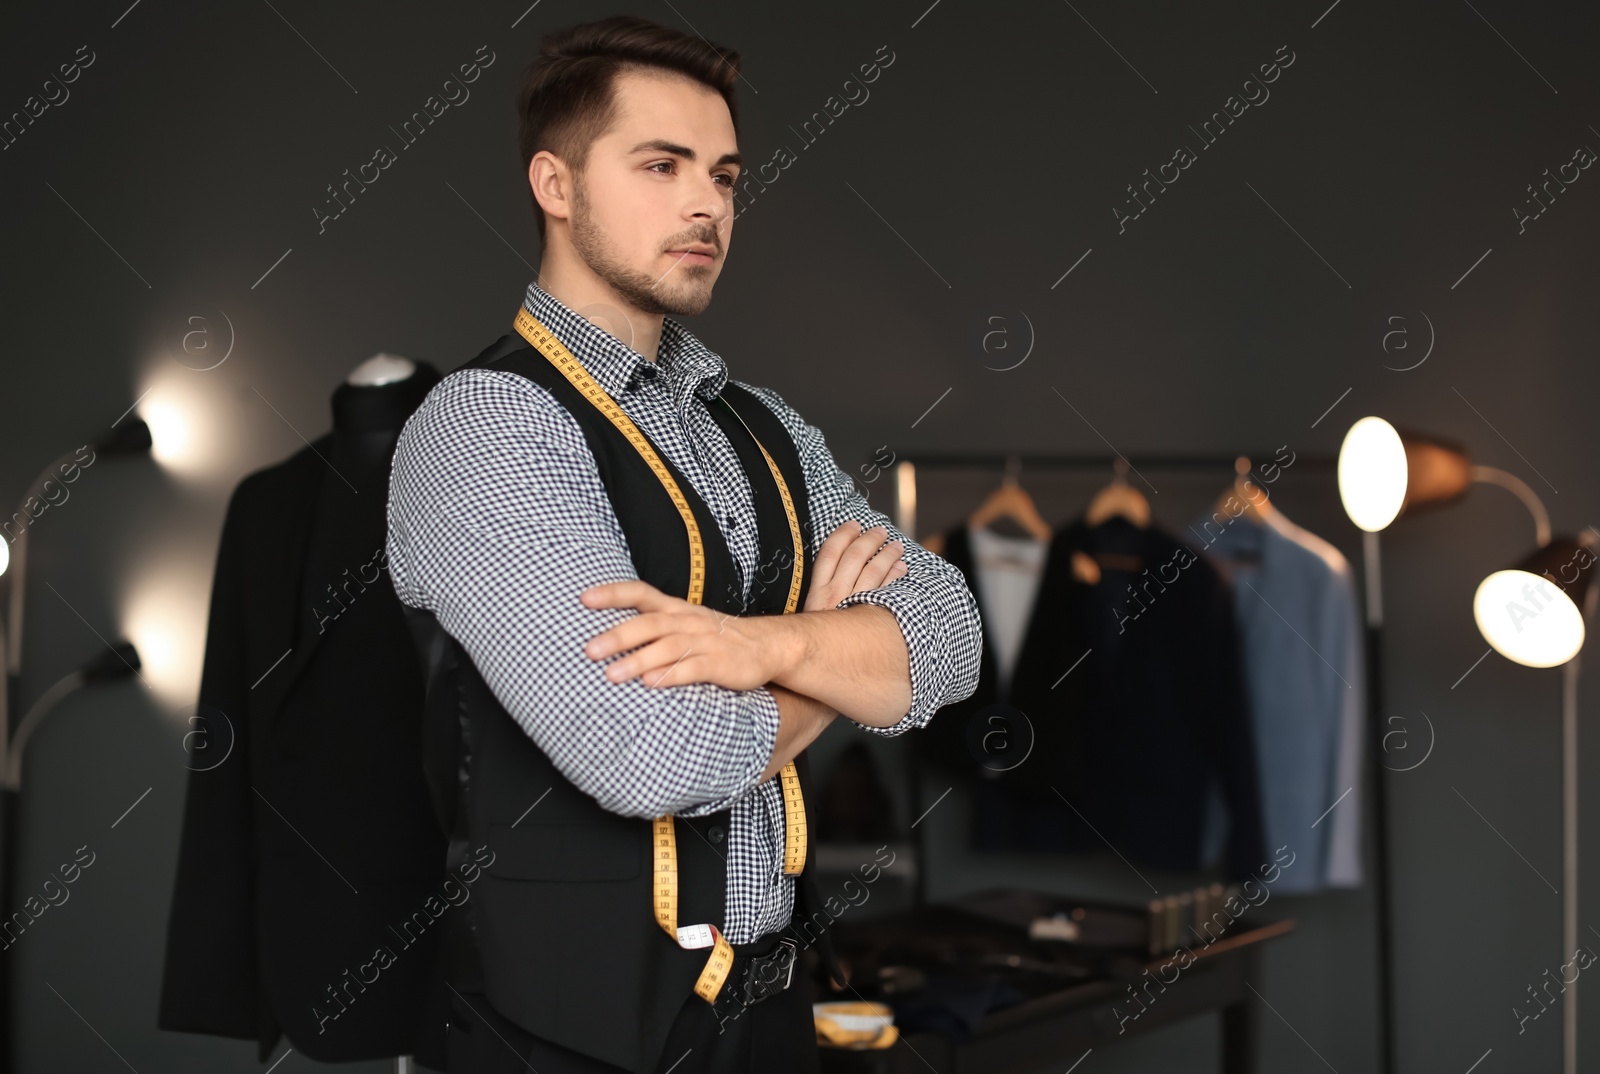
[1469,466,1551,548]
[3,670,85,792]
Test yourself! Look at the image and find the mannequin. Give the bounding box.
[347,351,418,386]
[333,356,436,1074]
[159,355,449,1070]
[303,358,438,635]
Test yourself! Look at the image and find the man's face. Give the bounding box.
[564,69,739,318]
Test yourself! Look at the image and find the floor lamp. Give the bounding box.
[1338,416,1596,1074]
[0,418,152,1074]
[1473,540,1593,1074]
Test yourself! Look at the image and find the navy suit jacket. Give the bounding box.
[928,516,1268,882]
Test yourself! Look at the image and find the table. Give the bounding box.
[813,904,1295,1074]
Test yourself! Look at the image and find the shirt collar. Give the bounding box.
[521,281,730,402]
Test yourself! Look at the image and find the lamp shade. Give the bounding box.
[82,640,142,683]
[1337,418,1472,532]
[1338,417,1407,531]
[1473,537,1595,667]
[94,418,154,457]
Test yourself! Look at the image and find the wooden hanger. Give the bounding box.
[966,454,1053,542]
[1211,455,1276,526]
[1072,458,1150,584]
[1084,457,1150,528]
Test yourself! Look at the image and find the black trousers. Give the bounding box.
[444,931,821,1074]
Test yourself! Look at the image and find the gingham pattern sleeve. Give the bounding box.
[737,381,984,736]
[385,367,781,819]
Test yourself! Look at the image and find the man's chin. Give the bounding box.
[659,284,715,317]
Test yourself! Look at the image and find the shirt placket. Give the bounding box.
[667,359,756,606]
[674,360,794,935]
[629,337,793,939]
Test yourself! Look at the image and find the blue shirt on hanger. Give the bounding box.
[1189,507,1365,894]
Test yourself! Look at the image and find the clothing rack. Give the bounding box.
[890,449,1342,906]
[885,447,1392,1074]
[889,451,1340,539]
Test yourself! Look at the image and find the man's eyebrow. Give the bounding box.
[627,139,742,170]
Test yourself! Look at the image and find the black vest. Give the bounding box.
[406,331,841,1073]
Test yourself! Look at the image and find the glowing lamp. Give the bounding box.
[1337,417,1472,532]
[1473,539,1594,668]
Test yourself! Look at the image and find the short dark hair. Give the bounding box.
[516,15,742,245]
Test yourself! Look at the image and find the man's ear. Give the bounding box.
[529,151,573,227]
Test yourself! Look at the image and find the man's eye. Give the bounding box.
[648,161,735,188]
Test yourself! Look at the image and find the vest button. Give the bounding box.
[708,825,726,843]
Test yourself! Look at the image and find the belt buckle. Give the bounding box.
[777,936,797,992]
[744,937,799,1005]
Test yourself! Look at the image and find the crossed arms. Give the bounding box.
[385,370,983,817]
[582,521,914,781]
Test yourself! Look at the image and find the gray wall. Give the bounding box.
[3,0,1597,1071]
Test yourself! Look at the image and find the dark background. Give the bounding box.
[2,0,1597,1070]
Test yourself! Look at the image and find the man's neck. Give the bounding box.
[537,266,665,363]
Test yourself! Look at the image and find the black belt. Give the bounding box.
[710,935,799,1030]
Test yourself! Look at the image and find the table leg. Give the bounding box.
[1221,950,1261,1074]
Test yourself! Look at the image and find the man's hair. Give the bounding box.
[516,15,742,245]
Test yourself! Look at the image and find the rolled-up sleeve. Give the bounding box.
[740,382,983,736]
[386,369,780,818]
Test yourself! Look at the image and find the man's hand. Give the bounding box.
[582,521,907,692]
[804,522,906,613]
[581,580,795,691]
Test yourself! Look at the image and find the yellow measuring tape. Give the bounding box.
[512,305,808,1004]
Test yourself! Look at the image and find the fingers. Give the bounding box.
[803,522,910,612]
[809,521,862,592]
[832,524,892,586]
[854,537,906,590]
[605,635,763,692]
[580,579,672,611]
[605,636,699,685]
[585,608,709,661]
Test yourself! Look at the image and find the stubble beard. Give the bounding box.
[569,175,716,318]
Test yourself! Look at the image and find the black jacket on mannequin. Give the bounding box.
[158,366,451,1067]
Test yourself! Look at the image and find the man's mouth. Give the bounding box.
[668,246,717,265]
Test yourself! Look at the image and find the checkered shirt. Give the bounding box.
[385,281,982,941]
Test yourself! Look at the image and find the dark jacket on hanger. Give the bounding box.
[938,514,1268,882]
[158,368,451,1067]
[403,333,847,1074]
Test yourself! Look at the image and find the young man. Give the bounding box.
[386,14,982,1074]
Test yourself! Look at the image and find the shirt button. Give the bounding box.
[726,514,737,528]
[708,825,726,844]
